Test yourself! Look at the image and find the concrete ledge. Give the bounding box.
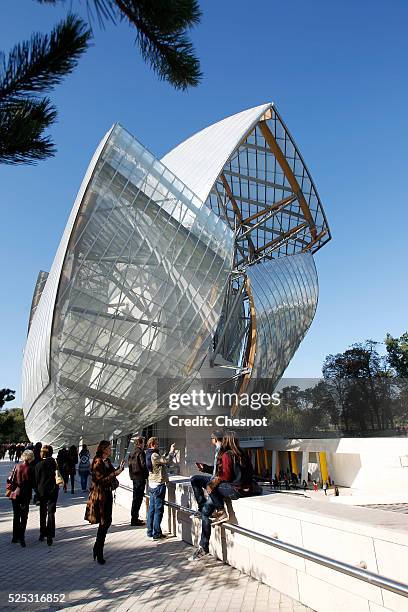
[116,470,408,612]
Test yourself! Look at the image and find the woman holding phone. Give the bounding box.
[85,440,125,564]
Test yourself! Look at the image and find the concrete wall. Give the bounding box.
[116,471,408,612]
[266,438,408,491]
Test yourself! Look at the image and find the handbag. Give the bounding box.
[250,479,263,496]
[10,486,21,500]
[5,466,17,498]
[84,489,100,524]
[111,477,120,491]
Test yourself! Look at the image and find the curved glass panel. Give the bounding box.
[247,252,318,391]
[23,125,234,446]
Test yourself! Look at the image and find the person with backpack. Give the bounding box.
[128,436,148,526]
[78,445,91,492]
[189,432,257,562]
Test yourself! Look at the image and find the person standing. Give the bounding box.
[10,449,35,547]
[57,446,69,493]
[190,431,223,514]
[323,481,328,496]
[145,437,176,540]
[78,445,91,492]
[9,443,15,462]
[85,440,125,564]
[35,445,60,546]
[32,442,43,505]
[67,445,78,494]
[128,436,148,526]
[14,444,23,463]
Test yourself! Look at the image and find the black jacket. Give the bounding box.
[35,457,58,498]
[128,447,148,480]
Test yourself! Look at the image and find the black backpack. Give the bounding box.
[230,451,262,496]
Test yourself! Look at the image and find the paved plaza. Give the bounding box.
[0,460,313,612]
[361,503,408,514]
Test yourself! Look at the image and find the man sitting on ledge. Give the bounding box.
[189,432,258,562]
[190,430,223,515]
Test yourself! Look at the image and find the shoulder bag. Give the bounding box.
[5,466,17,498]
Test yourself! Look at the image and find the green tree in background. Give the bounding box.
[0,388,15,407]
[322,341,394,432]
[0,408,28,443]
[385,332,408,378]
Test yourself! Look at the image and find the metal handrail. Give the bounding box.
[119,483,408,599]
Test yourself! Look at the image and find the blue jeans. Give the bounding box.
[199,500,215,552]
[199,483,242,552]
[147,484,166,537]
[79,471,90,491]
[209,482,241,509]
[190,474,211,510]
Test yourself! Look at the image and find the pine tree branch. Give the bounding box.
[114,0,202,89]
[35,0,202,89]
[0,14,91,102]
[0,98,57,164]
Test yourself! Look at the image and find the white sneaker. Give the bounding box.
[210,509,229,525]
[188,546,208,561]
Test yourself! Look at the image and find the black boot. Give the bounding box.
[93,542,105,564]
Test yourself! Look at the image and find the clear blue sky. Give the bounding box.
[1,0,408,407]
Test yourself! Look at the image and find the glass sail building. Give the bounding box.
[22,103,330,446]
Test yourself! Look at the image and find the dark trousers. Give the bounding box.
[190,474,211,510]
[95,494,113,553]
[69,473,75,492]
[39,491,58,538]
[199,484,242,552]
[131,479,146,522]
[199,500,215,552]
[12,498,30,540]
[209,482,241,509]
[146,484,166,537]
[80,471,90,491]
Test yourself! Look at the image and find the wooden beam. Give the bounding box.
[258,121,317,240]
[254,222,308,255]
[220,173,256,256]
[301,229,327,252]
[242,194,297,224]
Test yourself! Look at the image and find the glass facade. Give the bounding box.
[22,104,330,446]
[22,125,234,446]
[247,252,318,390]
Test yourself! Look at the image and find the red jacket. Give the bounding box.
[217,452,234,482]
[14,462,34,499]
